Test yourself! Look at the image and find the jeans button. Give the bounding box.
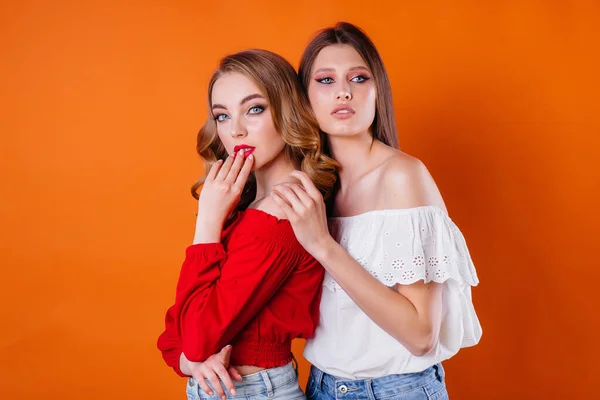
[188,377,195,387]
[339,385,348,394]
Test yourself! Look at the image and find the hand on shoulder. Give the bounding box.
[253,195,289,220]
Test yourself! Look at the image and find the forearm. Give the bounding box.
[317,238,440,356]
[193,213,224,244]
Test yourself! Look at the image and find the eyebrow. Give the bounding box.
[313,66,370,75]
[240,93,264,105]
[212,93,264,110]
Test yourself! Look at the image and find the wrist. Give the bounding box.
[196,209,224,226]
[313,236,339,264]
[193,212,224,244]
[193,226,222,244]
[179,352,192,376]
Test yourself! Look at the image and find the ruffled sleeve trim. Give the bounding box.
[324,206,479,290]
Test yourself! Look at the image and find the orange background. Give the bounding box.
[1,1,599,399]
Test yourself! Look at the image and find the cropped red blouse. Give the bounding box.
[157,209,324,376]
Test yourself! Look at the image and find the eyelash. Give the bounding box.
[214,105,266,122]
[315,75,370,84]
[248,105,265,114]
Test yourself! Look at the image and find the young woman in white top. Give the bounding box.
[270,22,482,400]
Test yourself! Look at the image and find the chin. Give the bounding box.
[321,118,364,135]
[323,125,362,137]
[252,157,270,172]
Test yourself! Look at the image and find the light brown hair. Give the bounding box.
[191,49,339,219]
[299,22,399,149]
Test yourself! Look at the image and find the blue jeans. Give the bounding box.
[186,362,306,400]
[305,364,448,400]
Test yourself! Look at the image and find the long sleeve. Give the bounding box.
[178,231,300,362]
[157,211,323,374]
[157,243,226,376]
[157,305,185,376]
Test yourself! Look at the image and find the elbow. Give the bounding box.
[402,328,439,357]
[408,339,435,357]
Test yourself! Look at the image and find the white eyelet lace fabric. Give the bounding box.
[303,206,482,379]
[324,206,479,290]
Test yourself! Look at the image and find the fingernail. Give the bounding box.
[238,149,244,155]
[248,154,253,160]
[208,391,213,396]
[230,389,237,395]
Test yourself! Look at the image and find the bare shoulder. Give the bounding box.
[254,195,288,220]
[378,150,447,211]
[379,150,425,185]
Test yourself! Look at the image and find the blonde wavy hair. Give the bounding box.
[191,49,339,219]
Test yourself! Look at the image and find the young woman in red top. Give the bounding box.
[157,49,338,400]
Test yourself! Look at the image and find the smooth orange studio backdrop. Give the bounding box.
[1,1,599,399]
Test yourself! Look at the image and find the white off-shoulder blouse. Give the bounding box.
[303,206,482,379]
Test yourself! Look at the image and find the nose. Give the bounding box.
[229,117,247,139]
[336,90,352,101]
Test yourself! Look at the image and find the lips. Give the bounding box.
[331,105,355,119]
[233,145,255,158]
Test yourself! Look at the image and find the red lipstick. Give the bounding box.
[233,144,255,158]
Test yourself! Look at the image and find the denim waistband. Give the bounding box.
[188,361,298,398]
[309,364,445,398]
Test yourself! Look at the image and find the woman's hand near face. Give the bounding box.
[194,150,254,244]
[271,171,337,260]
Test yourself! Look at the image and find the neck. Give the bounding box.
[254,150,296,201]
[328,130,377,187]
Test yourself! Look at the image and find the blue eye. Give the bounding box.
[248,105,265,115]
[214,114,229,122]
[351,75,369,83]
[317,77,334,84]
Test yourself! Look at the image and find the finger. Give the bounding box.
[270,191,297,220]
[205,369,226,400]
[195,372,213,396]
[233,154,254,189]
[225,150,245,184]
[219,345,232,366]
[284,184,313,208]
[206,160,224,181]
[228,366,243,382]
[217,346,236,394]
[214,364,237,396]
[215,154,235,181]
[289,171,322,200]
[273,186,304,211]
